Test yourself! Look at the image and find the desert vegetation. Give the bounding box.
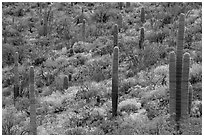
[2,2,202,135]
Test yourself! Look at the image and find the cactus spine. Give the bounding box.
[29,66,37,135]
[112,46,119,117]
[82,19,86,42]
[113,24,118,48]
[169,13,191,133]
[14,52,19,103]
[63,75,69,90]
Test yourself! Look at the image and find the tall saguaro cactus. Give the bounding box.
[63,75,69,90]
[141,7,145,24]
[112,46,119,117]
[113,24,118,48]
[181,52,190,119]
[82,19,86,42]
[29,66,37,135]
[117,13,122,32]
[14,52,19,103]
[139,27,145,49]
[169,13,191,133]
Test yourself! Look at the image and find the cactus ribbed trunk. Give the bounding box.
[169,51,176,121]
[181,53,190,119]
[112,46,119,117]
[139,27,144,49]
[141,7,145,24]
[82,19,86,42]
[63,75,69,90]
[117,13,122,32]
[175,13,185,124]
[113,24,118,48]
[14,52,19,103]
[29,66,37,135]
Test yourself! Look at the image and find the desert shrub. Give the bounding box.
[2,43,15,67]
[119,77,138,96]
[152,65,169,86]
[143,42,160,69]
[141,86,168,101]
[191,100,202,117]
[189,63,202,84]
[118,98,141,113]
[140,115,175,135]
[85,55,112,82]
[2,106,28,135]
[2,87,12,97]
[15,97,30,112]
[192,82,202,100]
[180,117,202,135]
[75,81,109,104]
[72,41,93,54]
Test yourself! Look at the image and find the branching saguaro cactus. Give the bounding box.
[14,52,20,104]
[113,24,118,48]
[82,19,86,42]
[169,13,191,133]
[29,66,37,135]
[63,75,69,90]
[112,46,119,117]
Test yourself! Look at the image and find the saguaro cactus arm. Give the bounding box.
[113,24,118,48]
[63,75,69,90]
[181,52,190,119]
[141,7,145,24]
[169,51,176,121]
[29,66,37,135]
[112,46,119,117]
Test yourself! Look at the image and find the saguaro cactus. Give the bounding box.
[82,19,86,42]
[29,66,37,135]
[169,13,191,133]
[169,51,176,121]
[139,27,144,49]
[14,52,19,103]
[117,13,122,32]
[181,52,190,119]
[113,24,118,48]
[112,46,119,117]
[141,7,145,24]
[63,75,69,90]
